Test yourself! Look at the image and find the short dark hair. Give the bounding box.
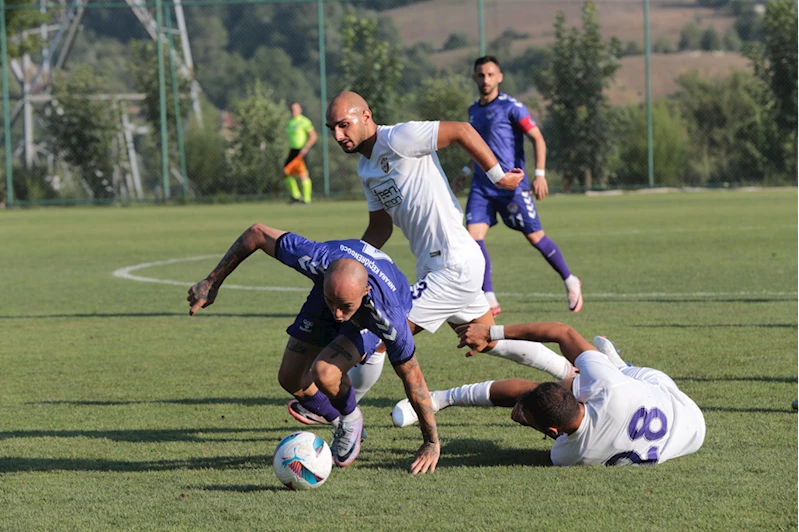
[519,382,580,430]
[474,55,501,72]
[289,101,301,108]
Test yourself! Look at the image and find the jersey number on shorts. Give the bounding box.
[605,407,668,466]
[411,281,428,300]
[506,213,525,228]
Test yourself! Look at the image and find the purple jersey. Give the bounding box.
[276,233,415,365]
[468,93,537,197]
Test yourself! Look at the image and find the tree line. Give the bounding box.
[2,0,795,202]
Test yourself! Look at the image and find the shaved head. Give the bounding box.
[325,91,377,155]
[327,91,370,117]
[323,259,370,322]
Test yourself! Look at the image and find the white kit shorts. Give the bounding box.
[407,246,490,333]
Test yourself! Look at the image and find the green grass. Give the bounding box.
[1,189,796,531]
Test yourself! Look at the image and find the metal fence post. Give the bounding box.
[318,0,329,196]
[155,0,169,199]
[478,0,485,56]
[644,0,654,187]
[1,0,13,206]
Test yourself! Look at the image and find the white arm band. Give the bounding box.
[534,169,545,177]
[485,163,505,184]
[489,325,505,341]
[461,165,473,177]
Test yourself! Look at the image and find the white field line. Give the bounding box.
[113,256,796,299]
[111,255,307,292]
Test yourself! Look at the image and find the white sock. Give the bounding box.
[444,380,495,407]
[348,349,386,403]
[487,339,573,379]
[564,274,580,288]
[485,291,499,306]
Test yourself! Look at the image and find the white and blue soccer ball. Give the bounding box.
[273,431,333,490]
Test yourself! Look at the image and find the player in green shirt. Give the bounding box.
[284,102,317,204]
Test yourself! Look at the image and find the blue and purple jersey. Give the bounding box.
[468,93,537,197]
[276,233,415,365]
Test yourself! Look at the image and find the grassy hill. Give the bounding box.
[386,0,747,104]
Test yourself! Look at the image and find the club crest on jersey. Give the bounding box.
[380,157,389,173]
[507,202,519,214]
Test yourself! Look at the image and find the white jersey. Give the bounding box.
[551,352,705,466]
[358,121,480,279]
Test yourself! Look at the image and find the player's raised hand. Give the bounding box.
[495,168,524,190]
[455,323,492,356]
[410,440,440,475]
[532,174,549,201]
[187,278,219,315]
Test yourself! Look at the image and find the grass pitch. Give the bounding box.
[1,189,796,531]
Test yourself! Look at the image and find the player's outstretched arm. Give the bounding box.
[393,356,440,474]
[361,209,393,249]
[455,322,594,365]
[436,121,523,191]
[526,127,548,201]
[187,224,286,315]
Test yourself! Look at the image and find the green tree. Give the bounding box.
[722,26,742,51]
[442,32,471,51]
[675,70,786,184]
[415,74,474,179]
[337,12,403,123]
[127,40,191,145]
[746,0,797,142]
[611,102,689,187]
[679,22,702,50]
[184,118,228,197]
[700,26,722,51]
[227,81,288,195]
[622,40,643,56]
[744,0,797,179]
[653,36,676,54]
[4,0,48,56]
[734,4,764,42]
[43,66,118,198]
[536,1,620,188]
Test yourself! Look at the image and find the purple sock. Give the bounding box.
[533,236,571,280]
[475,239,494,293]
[330,384,357,417]
[298,390,341,422]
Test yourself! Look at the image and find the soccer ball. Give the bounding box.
[272,431,333,490]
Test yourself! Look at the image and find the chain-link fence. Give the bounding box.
[1,0,796,205]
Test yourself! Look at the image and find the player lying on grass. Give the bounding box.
[187,223,439,474]
[286,90,579,429]
[391,322,706,466]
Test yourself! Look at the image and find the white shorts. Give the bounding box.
[407,248,490,333]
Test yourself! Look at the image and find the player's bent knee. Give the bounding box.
[311,360,343,395]
[526,230,545,245]
[277,365,304,395]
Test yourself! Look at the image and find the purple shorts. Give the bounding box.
[465,188,543,235]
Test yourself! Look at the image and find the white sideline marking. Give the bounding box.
[111,255,307,292]
[112,256,796,299]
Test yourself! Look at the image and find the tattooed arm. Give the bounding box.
[187,224,286,315]
[393,355,440,474]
